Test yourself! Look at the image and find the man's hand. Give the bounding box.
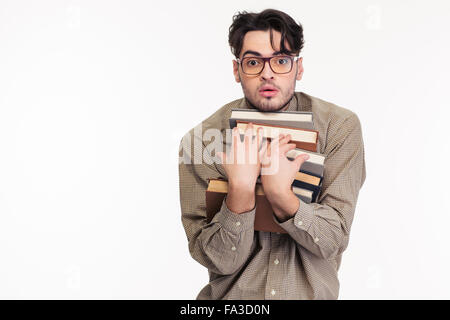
[217,123,264,214]
[260,134,310,222]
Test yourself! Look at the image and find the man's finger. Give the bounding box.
[255,127,264,163]
[259,138,270,165]
[256,127,264,149]
[232,126,242,144]
[244,122,255,139]
[232,131,240,162]
[270,132,284,144]
[279,133,291,145]
[293,154,310,170]
[243,129,252,164]
[267,136,282,157]
[232,126,239,137]
[280,143,297,155]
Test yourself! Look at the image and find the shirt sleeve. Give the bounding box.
[274,113,366,260]
[178,128,256,275]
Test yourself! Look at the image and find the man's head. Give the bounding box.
[229,9,304,112]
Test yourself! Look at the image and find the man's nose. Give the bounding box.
[260,60,275,79]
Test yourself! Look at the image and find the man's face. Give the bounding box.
[233,29,304,112]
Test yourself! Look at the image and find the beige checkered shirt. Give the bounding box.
[178,92,366,299]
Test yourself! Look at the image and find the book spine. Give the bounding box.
[293,140,317,152]
[295,172,321,186]
[230,118,314,130]
[236,119,318,133]
[293,192,312,204]
[231,108,313,115]
[299,162,324,177]
[292,180,322,202]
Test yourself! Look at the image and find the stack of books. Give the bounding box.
[205,108,326,233]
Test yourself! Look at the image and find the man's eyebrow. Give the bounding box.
[242,50,284,57]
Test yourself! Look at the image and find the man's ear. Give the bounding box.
[233,60,241,83]
[296,57,304,81]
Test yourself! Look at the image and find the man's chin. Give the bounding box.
[245,92,294,112]
[253,99,285,112]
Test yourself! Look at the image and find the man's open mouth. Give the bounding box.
[259,86,279,97]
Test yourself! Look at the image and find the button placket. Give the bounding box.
[265,232,281,299]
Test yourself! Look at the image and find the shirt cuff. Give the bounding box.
[273,197,314,233]
[211,196,256,235]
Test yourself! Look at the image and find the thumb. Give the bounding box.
[259,138,268,159]
[293,154,309,170]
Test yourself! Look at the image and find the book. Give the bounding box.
[292,186,313,203]
[229,108,314,130]
[235,120,318,152]
[287,148,325,177]
[295,171,321,186]
[292,179,322,203]
[256,170,321,202]
[206,179,313,233]
[256,171,320,186]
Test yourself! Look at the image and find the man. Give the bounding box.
[178,9,366,299]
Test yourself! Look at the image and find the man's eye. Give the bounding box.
[276,58,289,65]
[247,59,260,66]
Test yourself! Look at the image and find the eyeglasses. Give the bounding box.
[236,55,299,75]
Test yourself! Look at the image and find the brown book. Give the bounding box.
[236,120,318,152]
[257,171,321,187]
[295,171,321,186]
[206,179,287,233]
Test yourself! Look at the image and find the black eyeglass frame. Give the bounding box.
[236,55,300,75]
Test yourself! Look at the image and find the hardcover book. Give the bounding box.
[229,108,314,130]
[235,120,319,152]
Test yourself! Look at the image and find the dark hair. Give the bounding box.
[228,9,304,59]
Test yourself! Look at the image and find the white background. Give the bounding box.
[1,0,449,299]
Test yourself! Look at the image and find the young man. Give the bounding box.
[178,9,366,299]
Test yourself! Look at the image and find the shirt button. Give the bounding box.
[271,289,276,296]
[231,246,236,251]
[297,220,303,226]
[236,221,241,226]
[274,259,279,265]
[314,237,319,243]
